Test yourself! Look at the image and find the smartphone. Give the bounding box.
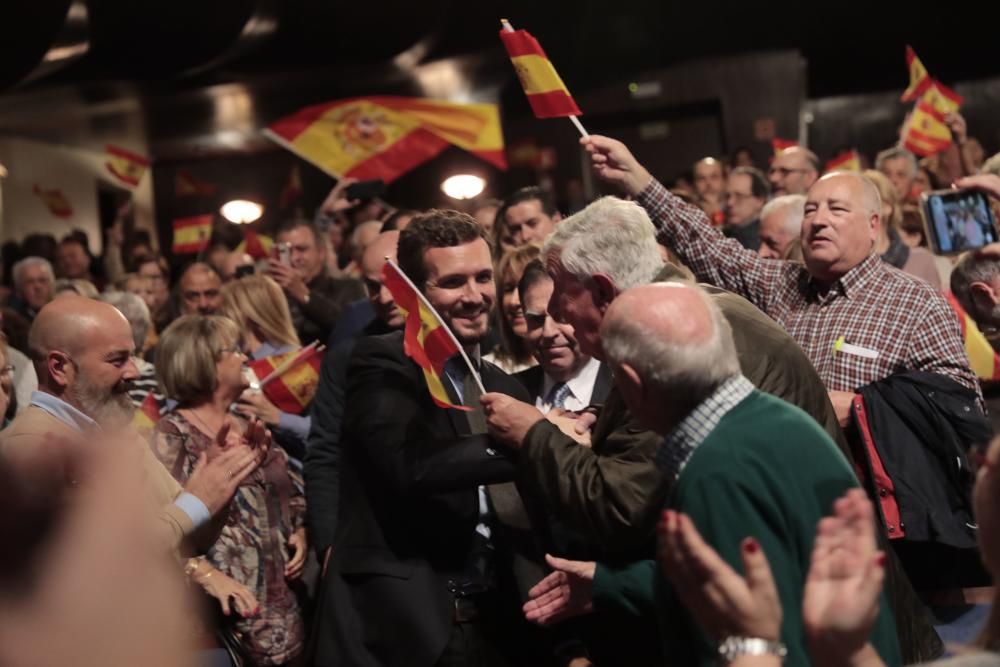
[345,179,385,202]
[276,242,292,266]
[921,188,999,255]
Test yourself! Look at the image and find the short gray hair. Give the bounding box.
[951,254,1000,325]
[541,196,663,290]
[875,146,919,178]
[602,282,741,402]
[12,256,54,289]
[760,194,806,235]
[99,291,151,352]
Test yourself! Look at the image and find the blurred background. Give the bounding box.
[1,0,998,265]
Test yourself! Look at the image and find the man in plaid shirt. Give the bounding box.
[579,134,979,425]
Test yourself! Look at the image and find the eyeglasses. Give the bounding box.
[768,167,809,178]
[218,343,246,357]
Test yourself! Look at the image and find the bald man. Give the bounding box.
[305,231,404,562]
[580,135,978,428]
[519,283,902,667]
[0,296,267,552]
[769,146,819,196]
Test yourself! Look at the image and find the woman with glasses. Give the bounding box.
[151,315,307,667]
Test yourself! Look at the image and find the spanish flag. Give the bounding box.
[921,79,963,116]
[280,164,303,209]
[175,170,218,197]
[945,292,1000,381]
[499,22,581,119]
[771,138,798,156]
[381,259,476,411]
[234,228,274,260]
[105,145,150,187]
[32,185,73,218]
[901,45,932,102]
[824,149,861,173]
[132,392,163,435]
[247,349,322,415]
[172,215,213,255]
[902,101,953,157]
[264,97,505,183]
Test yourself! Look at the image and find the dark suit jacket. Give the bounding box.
[289,273,366,345]
[514,361,614,407]
[309,331,543,667]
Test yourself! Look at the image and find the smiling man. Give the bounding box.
[313,209,549,667]
[496,186,562,247]
[579,133,978,428]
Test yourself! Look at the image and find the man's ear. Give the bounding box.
[553,212,563,223]
[615,362,644,410]
[47,351,73,390]
[970,281,999,311]
[591,273,619,314]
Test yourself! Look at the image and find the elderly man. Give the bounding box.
[757,194,806,260]
[581,134,978,422]
[312,212,548,667]
[722,166,769,250]
[267,219,364,343]
[768,146,820,196]
[496,186,562,247]
[518,283,902,667]
[0,296,267,552]
[876,146,920,203]
[177,262,222,316]
[10,256,55,321]
[515,260,612,412]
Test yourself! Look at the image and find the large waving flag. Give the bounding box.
[381,259,482,410]
[945,292,1000,381]
[499,21,581,119]
[901,46,932,102]
[263,97,505,183]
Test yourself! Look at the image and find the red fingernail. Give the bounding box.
[744,538,759,553]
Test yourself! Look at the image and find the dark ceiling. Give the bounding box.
[3,0,998,101]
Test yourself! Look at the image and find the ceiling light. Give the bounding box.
[441,174,485,200]
[220,199,263,224]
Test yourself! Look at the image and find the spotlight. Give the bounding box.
[220,199,263,224]
[441,174,485,200]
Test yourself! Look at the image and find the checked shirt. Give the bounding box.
[637,179,979,398]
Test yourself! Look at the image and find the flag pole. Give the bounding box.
[500,19,589,139]
[386,259,487,395]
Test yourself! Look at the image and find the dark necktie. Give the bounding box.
[545,381,572,409]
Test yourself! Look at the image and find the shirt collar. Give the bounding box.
[655,375,755,478]
[540,357,601,405]
[30,390,98,432]
[806,252,882,302]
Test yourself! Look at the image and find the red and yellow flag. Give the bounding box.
[381,259,476,411]
[824,149,862,173]
[921,79,963,116]
[264,97,505,183]
[499,23,581,119]
[946,292,1000,381]
[234,228,274,260]
[901,45,932,102]
[248,349,322,415]
[172,215,213,254]
[902,101,953,157]
[32,185,73,218]
[771,138,798,157]
[280,164,303,209]
[105,145,149,187]
[175,170,218,197]
[132,392,163,435]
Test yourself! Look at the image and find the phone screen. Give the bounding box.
[922,189,999,255]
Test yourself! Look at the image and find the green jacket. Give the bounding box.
[591,390,902,667]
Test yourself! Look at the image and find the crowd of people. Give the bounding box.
[3,108,1000,667]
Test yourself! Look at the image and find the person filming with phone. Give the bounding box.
[268,219,365,344]
[950,174,1000,347]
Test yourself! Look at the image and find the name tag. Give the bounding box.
[833,336,879,360]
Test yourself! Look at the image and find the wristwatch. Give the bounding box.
[183,557,204,578]
[717,636,787,663]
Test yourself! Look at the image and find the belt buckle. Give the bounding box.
[452,597,478,624]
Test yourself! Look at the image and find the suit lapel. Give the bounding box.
[592,362,614,405]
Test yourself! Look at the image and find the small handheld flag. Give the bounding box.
[901,46,932,102]
[172,215,213,255]
[824,149,861,173]
[247,344,324,415]
[499,19,588,138]
[381,259,483,410]
[105,145,150,187]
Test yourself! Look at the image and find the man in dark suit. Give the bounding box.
[514,260,613,414]
[309,211,550,667]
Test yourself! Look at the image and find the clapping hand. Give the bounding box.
[522,554,596,626]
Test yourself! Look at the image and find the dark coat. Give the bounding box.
[307,331,544,667]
